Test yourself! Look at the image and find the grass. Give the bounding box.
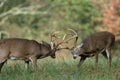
[0,56,120,80]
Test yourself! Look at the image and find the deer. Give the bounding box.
[66,31,115,71]
[0,29,78,73]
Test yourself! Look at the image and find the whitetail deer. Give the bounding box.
[70,31,115,71]
[0,29,78,73]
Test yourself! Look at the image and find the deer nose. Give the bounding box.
[73,56,77,59]
[51,55,56,59]
[73,57,76,59]
[73,53,77,59]
[52,56,56,58]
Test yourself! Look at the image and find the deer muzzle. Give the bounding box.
[73,54,77,59]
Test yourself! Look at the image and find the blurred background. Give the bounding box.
[0,0,120,55]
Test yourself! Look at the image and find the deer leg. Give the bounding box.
[0,60,7,73]
[29,57,38,72]
[24,61,29,69]
[95,53,98,71]
[105,48,111,68]
[78,56,86,68]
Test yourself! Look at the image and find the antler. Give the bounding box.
[50,31,61,50]
[50,31,59,42]
[56,29,78,50]
[50,29,78,50]
[63,28,78,45]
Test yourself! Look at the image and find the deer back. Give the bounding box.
[81,31,115,53]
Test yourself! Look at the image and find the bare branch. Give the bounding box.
[0,4,50,23]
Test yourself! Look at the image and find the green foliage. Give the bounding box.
[48,0,101,35]
[0,0,102,40]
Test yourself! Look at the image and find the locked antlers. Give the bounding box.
[50,29,78,50]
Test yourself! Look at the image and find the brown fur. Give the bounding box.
[0,38,56,73]
[72,31,115,71]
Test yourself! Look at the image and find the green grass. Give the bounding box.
[0,56,120,80]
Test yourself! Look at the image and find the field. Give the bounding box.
[0,54,120,80]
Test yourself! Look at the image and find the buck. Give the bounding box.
[70,31,115,71]
[0,29,78,73]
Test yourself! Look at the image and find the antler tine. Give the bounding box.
[68,28,77,36]
[68,28,78,46]
[62,34,67,40]
[64,28,78,43]
[56,29,78,49]
[50,31,60,42]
